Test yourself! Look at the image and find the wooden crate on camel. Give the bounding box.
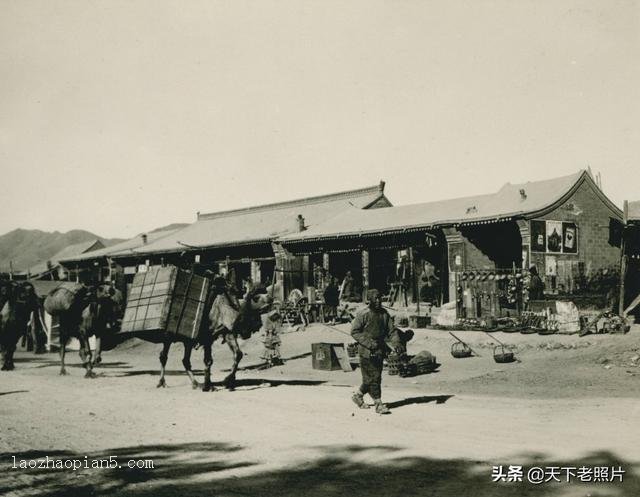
[120,266,211,341]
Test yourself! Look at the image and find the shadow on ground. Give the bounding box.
[0,390,28,397]
[1,444,637,497]
[387,394,453,409]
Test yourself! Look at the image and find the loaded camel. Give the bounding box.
[0,281,40,371]
[46,283,118,378]
[156,278,272,391]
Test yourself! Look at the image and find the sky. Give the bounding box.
[1,0,638,239]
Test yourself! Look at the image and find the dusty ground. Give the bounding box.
[2,323,640,497]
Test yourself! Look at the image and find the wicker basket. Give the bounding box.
[493,345,515,363]
[451,342,472,358]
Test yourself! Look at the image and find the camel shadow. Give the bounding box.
[386,394,454,410]
[210,378,326,390]
[233,352,313,372]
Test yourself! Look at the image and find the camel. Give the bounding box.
[0,281,39,371]
[156,281,272,391]
[56,284,117,378]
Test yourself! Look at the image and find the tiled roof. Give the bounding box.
[26,240,104,276]
[59,228,184,264]
[281,170,621,243]
[117,183,388,256]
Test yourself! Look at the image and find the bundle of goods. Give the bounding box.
[120,265,211,341]
[402,351,438,377]
[44,282,87,315]
[580,312,631,335]
[387,350,438,377]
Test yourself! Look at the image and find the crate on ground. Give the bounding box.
[312,343,352,371]
[120,266,211,340]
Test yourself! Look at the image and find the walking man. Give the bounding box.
[350,288,400,414]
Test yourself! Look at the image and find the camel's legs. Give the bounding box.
[59,333,69,375]
[157,341,171,388]
[78,334,96,378]
[202,337,215,392]
[182,343,199,389]
[92,337,102,366]
[223,334,243,389]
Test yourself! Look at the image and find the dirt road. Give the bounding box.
[2,324,640,496]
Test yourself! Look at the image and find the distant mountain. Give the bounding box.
[0,229,126,273]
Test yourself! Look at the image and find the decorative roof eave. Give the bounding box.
[280,216,517,245]
[109,237,273,260]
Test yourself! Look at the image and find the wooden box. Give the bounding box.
[120,266,211,340]
[311,343,343,371]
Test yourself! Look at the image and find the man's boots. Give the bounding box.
[374,400,391,415]
[351,392,369,409]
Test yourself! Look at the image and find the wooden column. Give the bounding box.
[516,219,531,269]
[443,228,464,302]
[251,260,261,284]
[361,249,369,300]
[619,201,629,315]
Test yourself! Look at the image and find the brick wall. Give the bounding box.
[530,179,621,278]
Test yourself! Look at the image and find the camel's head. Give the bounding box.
[244,287,273,313]
[0,280,13,299]
[16,282,36,302]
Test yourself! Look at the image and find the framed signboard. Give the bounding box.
[530,220,578,254]
[531,220,546,252]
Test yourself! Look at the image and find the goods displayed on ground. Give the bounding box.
[119,265,211,340]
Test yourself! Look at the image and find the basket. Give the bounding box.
[451,342,472,358]
[493,345,515,363]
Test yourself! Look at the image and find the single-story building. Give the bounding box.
[21,239,105,280]
[72,183,391,300]
[280,170,622,314]
[58,226,186,289]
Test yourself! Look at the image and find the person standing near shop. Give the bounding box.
[339,271,354,302]
[323,277,340,325]
[350,288,400,415]
[528,265,544,301]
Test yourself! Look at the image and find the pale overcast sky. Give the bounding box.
[1,0,638,239]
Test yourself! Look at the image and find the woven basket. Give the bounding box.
[493,345,515,363]
[451,342,472,358]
